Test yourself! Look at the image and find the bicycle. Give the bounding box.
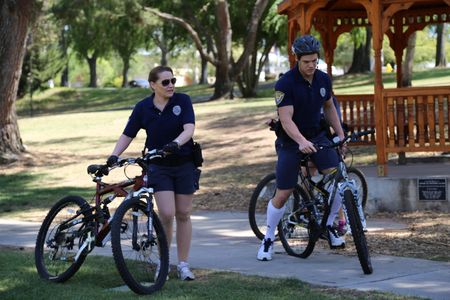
[277,130,374,274]
[34,149,170,295]
[248,154,368,241]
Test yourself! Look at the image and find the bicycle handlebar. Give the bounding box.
[87,149,166,178]
[315,129,375,151]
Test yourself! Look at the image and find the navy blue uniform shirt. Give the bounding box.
[123,93,195,156]
[274,64,332,141]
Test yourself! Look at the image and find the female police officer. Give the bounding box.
[107,66,197,280]
[257,35,347,261]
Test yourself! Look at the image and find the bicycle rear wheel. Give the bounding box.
[248,173,276,240]
[347,167,368,209]
[111,198,169,295]
[35,195,92,282]
[343,189,373,274]
[277,187,316,258]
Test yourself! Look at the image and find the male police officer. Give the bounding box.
[257,35,346,261]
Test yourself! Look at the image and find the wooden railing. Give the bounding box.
[336,94,376,145]
[383,86,450,152]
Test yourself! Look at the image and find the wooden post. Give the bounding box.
[371,1,388,176]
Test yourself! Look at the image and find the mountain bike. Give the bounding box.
[277,130,374,274]
[34,149,169,294]
[248,158,367,241]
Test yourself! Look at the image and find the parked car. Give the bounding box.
[128,79,150,88]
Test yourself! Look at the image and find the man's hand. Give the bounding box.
[298,139,317,154]
[106,155,119,167]
[163,141,180,154]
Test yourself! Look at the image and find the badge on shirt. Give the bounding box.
[320,87,326,98]
[173,105,181,116]
[275,91,285,105]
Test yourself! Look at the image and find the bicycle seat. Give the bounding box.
[87,164,109,177]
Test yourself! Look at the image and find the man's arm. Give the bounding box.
[279,106,316,153]
[323,98,345,141]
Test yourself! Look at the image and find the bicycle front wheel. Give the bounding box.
[347,167,368,209]
[111,198,169,295]
[35,195,92,282]
[277,187,316,258]
[343,189,373,274]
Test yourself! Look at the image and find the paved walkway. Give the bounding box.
[1,211,449,299]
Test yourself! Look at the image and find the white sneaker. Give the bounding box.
[327,226,345,249]
[257,238,273,261]
[177,261,195,281]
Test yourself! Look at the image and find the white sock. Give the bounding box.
[326,188,342,227]
[264,200,285,241]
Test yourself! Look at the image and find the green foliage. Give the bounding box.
[18,8,65,97]
[335,33,354,70]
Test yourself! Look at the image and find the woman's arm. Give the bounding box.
[173,123,195,146]
[111,134,133,156]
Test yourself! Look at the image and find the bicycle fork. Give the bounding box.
[339,181,366,230]
[131,187,155,251]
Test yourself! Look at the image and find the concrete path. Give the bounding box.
[1,211,449,299]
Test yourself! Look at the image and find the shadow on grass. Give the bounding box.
[0,173,92,214]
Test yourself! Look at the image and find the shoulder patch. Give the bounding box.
[275,91,285,105]
[320,87,326,98]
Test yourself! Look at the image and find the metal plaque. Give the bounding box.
[418,178,447,201]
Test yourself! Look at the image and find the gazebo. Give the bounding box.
[278,0,450,176]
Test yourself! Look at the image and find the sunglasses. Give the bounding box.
[160,78,177,86]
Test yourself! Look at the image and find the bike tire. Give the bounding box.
[277,186,316,258]
[111,198,169,295]
[248,173,277,240]
[347,167,368,209]
[35,195,92,282]
[343,189,373,274]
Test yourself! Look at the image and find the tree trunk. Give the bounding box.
[87,55,97,88]
[401,32,416,87]
[435,24,447,67]
[212,63,231,100]
[121,57,130,88]
[60,66,69,87]
[398,32,416,165]
[199,55,208,84]
[0,0,33,163]
[347,27,371,73]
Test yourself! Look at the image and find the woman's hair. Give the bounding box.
[148,66,173,83]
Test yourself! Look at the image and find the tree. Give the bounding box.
[0,0,40,163]
[236,0,286,97]
[18,10,66,98]
[401,32,416,87]
[435,24,447,67]
[110,0,148,87]
[347,27,371,74]
[145,0,270,100]
[52,0,114,87]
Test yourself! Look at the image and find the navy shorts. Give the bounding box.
[275,133,340,190]
[147,161,200,194]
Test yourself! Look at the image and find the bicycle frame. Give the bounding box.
[93,174,144,246]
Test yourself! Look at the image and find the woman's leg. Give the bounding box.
[155,191,176,248]
[174,193,194,263]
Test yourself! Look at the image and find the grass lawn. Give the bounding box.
[0,248,415,300]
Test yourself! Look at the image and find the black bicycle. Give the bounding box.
[248,163,367,241]
[35,149,169,295]
[277,130,374,274]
